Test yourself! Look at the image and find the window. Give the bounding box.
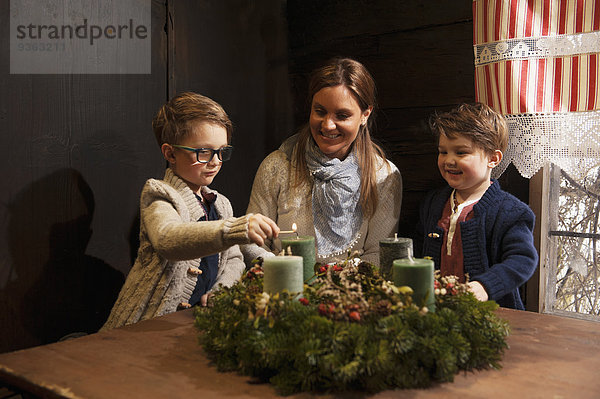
[539,164,600,321]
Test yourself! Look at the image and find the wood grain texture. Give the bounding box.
[0,1,166,353]
[170,0,293,214]
[0,308,598,398]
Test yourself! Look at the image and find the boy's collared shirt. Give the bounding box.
[188,192,220,306]
[437,189,479,282]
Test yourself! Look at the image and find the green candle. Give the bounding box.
[379,236,413,280]
[280,235,316,283]
[263,255,304,295]
[392,257,435,312]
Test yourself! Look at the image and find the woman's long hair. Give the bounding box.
[292,58,387,217]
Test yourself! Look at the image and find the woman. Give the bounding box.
[245,58,402,265]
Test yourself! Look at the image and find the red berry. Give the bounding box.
[348,311,360,321]
[318,303,328,315]
[299,297,309,306]
[328,304,335,313]
[318,266,327,273]
[333,265,343,272]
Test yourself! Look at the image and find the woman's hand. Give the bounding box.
[248,214,279,247]
[467,281,489,301]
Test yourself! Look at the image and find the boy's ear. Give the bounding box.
[488,149,503,168]
[161,143,176,164]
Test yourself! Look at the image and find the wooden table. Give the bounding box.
[0,308,599,398]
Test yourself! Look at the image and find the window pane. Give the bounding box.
[546,164,600,320]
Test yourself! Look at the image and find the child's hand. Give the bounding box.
[200,293,212,307]
[467,281,489,301]
[248,214,280,247]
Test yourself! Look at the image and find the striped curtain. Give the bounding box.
[473,0,600,179]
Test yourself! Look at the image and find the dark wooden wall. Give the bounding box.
[0,1,166,353]
[0,0,290,353]
[169,0,293,214]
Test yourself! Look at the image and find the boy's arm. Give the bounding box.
[471,207,538,301]
[143,198,251,261]
[213,244,246,289]
[361,165,402,265]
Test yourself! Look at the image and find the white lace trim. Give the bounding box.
[474,31,600,67]
[316,233,362,260]
[493,110,600,180]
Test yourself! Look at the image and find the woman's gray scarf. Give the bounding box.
[305,140,363,256]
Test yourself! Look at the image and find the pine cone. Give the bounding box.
[374,299,392,316]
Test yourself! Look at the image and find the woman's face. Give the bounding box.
[309,85,372,160]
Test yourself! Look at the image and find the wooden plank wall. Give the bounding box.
[0,0,291,353]
[0,1,167,353]
[169,0,293,215]
[285,0,529,238]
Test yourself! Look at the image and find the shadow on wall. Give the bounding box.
[0,168,124,352]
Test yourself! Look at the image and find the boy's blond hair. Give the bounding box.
[429,102,508,154]
[152,92,233,147]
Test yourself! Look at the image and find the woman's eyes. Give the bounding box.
[313,109,351,120]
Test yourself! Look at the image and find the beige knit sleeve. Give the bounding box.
[143,199,250,261]
[214,244,246,289]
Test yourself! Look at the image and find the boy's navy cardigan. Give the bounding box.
[414,180,538,310]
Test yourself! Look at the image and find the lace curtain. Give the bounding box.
[473,0,600,180]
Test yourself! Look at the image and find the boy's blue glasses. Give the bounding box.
[171,144,234,163]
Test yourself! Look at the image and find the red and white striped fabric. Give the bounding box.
[473,0,600,178]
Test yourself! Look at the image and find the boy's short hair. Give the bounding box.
[152,92,233,147]
[429,102,508,154]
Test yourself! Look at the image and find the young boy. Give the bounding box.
[415,103,538,310]
[101,92,279,330]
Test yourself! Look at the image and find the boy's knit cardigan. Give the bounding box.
[415,180,538,310]
[101,168,249,330]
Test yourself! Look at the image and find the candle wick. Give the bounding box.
[407,246,415,263]
[295,231,299,239]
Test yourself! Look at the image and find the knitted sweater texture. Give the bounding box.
[244,138,403,265]
[415,180,538,309]
[101,169,249,330]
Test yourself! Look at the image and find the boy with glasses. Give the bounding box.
[102,92,279,330]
